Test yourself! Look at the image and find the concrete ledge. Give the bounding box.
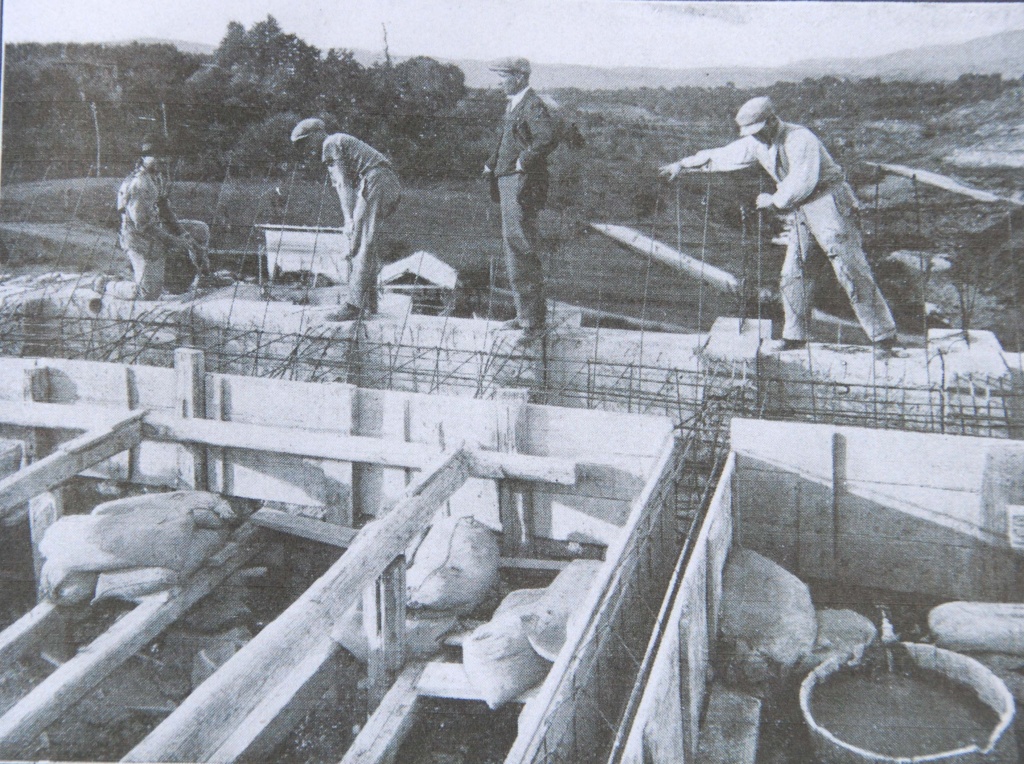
[696,683,761,764]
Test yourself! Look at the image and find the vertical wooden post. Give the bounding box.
[496,388,533,557]
[175,349,208,490]
[364,555,406,712]
[24,367,62,600]
[125,366,140,483]
[830,432,847,576]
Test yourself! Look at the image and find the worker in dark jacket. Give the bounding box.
[484,57,557,335]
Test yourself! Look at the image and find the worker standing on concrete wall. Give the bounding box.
[484,57,558,338]
[291,119,401,320]
[95,137,209,303]
[660,97,899,356]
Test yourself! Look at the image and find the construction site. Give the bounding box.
[5,8,1024,764]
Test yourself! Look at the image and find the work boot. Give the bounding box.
[778,339,807,352]
[873,336,906,359]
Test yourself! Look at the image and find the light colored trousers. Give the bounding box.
[109,220,209,301]
[780,185,897,342]
[498,174,546,330]
[347,167,400,313]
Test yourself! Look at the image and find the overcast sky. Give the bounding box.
[5,1,1024,70]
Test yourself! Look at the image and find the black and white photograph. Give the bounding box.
[2,1,1024,761]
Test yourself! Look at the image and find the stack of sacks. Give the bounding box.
[332,515,501,662]
[464,560,603,709]
[39,491,240,605]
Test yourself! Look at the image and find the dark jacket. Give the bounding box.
[487,88,557,209]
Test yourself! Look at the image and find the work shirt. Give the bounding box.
[688,122,847,210]
[506,85,531,114]
[321,134,392,183]
[116,167,172,252]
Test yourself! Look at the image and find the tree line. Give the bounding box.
[2,15,500,182]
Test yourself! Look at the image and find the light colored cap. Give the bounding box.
[290,117,326,143]
[735,96,776,136]
[489,56,531,76]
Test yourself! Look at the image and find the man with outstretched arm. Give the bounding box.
[660,96,899,356]
[291,118,401,321]
[483,57,558,337]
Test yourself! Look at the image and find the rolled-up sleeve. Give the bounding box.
[771,129,821,209]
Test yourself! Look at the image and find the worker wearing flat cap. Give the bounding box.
[291,118,401,320]
[660,97,899,355]
[484,57,558,336]
[95,136,210,303]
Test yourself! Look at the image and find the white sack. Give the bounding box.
[406,515,499,615]
[930,602,1024,655]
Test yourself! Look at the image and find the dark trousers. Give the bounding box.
[498,174,546,330]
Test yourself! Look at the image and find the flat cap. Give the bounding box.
[291,117,326,143]
[489,56,531,75]
[735,96,776,136]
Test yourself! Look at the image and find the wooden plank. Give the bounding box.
[497,389,532,557]
[145,414,579,485]
[207,637,340,764]
[175,349,207,490]
[340,663,424,764]
[591,223,739,294]
[416,661,540,703]
[868,162,1022,206]
[29,492,63,597]
[250,508,358,548]
[508,432,679,764]
[498,557,571,572]
[0,602,61,666]
[123,449,471,763]
[365,556,406,711]
[0,412,144,522]
[0,525,259,755]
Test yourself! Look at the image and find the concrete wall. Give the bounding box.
[731,417,1024,601]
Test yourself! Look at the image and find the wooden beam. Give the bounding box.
[0,602,61,666]
[339,663,424,764]
[123,449,471,763]
[206,637,340,764]
[0,412,144,522]
[251,508,358,548]
[591,223,739,294]
[497,389,533,557]
[145,413,579,485]
[175,349,207,490]
[365,556,406,712]
[868,162,1023,206]
[29,492,63,597]
[0,403,581,486]
[0,525,259,756]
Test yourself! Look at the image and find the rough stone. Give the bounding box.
[799,608,877,671]
[719,547,817,694]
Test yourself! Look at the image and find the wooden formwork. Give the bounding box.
[613,417,1024,763]
[0,350,681,763]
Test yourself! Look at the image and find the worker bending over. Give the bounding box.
[291,119,401,321]
[660,97,898,355]
[96,137,209,302]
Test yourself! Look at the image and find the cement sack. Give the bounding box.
[930,602,1024,655]
[93,567,180,603]
[719,547,817,694]
[799,609,877,671]
[524,560,603,661]
[463,594,552,710]
[40,491,235,605]
[406,515,499,615]
[330,599,458,663]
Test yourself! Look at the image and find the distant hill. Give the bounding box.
[152,27,1024,89]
